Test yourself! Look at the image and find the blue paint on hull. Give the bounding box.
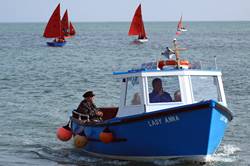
[71,100,232,159]
[46,41,66,47]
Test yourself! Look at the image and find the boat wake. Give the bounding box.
[32,146,131,166]
[129,40,143,45]
[27,144,240,166]
[209,144,240,163]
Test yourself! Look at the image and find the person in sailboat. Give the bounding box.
[54,37,65,43]
[53,38,59,42]
[76,91,103,122]
[62,27,69,37]
[149,78,172,103]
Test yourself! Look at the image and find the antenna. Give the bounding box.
[214,55,218,70]
[200,61,203,69]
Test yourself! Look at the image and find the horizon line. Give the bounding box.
[0,20,249,24]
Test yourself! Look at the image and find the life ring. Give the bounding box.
[158,59,189,69]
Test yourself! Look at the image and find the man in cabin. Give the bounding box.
[76,91,103,121]
[149,78,172,103]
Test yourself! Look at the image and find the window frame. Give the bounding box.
[189,75,222,103]
[146,75,182,105]
[124,76,144,107]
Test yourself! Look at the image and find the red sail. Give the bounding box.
[61,10,69,36]
[128,4,147,38]
[43,4,61,38]
[69,22,76,36]
[177,15,183,30]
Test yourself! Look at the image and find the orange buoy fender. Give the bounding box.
[158,60,189,69]
[74,134,88,148]
[99,128,114,144]
[158,60,177,69]
[56,126,72,142]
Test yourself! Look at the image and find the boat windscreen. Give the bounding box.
[191,76,222,102]
[147,76,181,103]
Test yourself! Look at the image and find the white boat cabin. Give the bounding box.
[113,66,227,118]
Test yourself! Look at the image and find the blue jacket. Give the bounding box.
[149,90,172,103]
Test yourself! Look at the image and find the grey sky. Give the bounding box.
[0,0,249,22]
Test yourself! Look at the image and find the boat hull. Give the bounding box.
[70,100,232,161]
[46,41,66,47]
[64,35,73,39]
[180,29,187,32]
[138,38,148,43]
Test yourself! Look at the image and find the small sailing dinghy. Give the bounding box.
[57,38,233,162]
[43,4,66,47]
[176,15,187,35]
[69,22,76,36]
[128,4,148,43]
[61,10,76,39]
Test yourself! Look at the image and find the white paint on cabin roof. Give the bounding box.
[113,69,222,78]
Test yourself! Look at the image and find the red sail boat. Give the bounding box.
[128,4,148,43]
[69,22,76,36]
[43,4,66,47]
[176,15,187,35]
[61,10,76,38]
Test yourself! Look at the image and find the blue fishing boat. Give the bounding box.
[58,38,233,162]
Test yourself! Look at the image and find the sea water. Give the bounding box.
[0,22,249,165]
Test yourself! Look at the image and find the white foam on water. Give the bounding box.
[153,159,182,166]
[102,160,129,166]
[210,144,240,162]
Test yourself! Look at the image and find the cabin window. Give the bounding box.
[191,76,222,102]
[125,77,141,106]
[148,76,181,103]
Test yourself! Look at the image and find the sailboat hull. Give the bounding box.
[46,41,66,47]
[179,29,187,32]
[70,100,233,161]
[64,36,73,39]
[138,38,148,43]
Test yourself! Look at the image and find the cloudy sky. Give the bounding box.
[0,0,249,22]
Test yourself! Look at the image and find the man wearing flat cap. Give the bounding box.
[76,91,103,121]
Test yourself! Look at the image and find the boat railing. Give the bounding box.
[191,60,219,70]
[72,108,119,122]
[72,110,90,121]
